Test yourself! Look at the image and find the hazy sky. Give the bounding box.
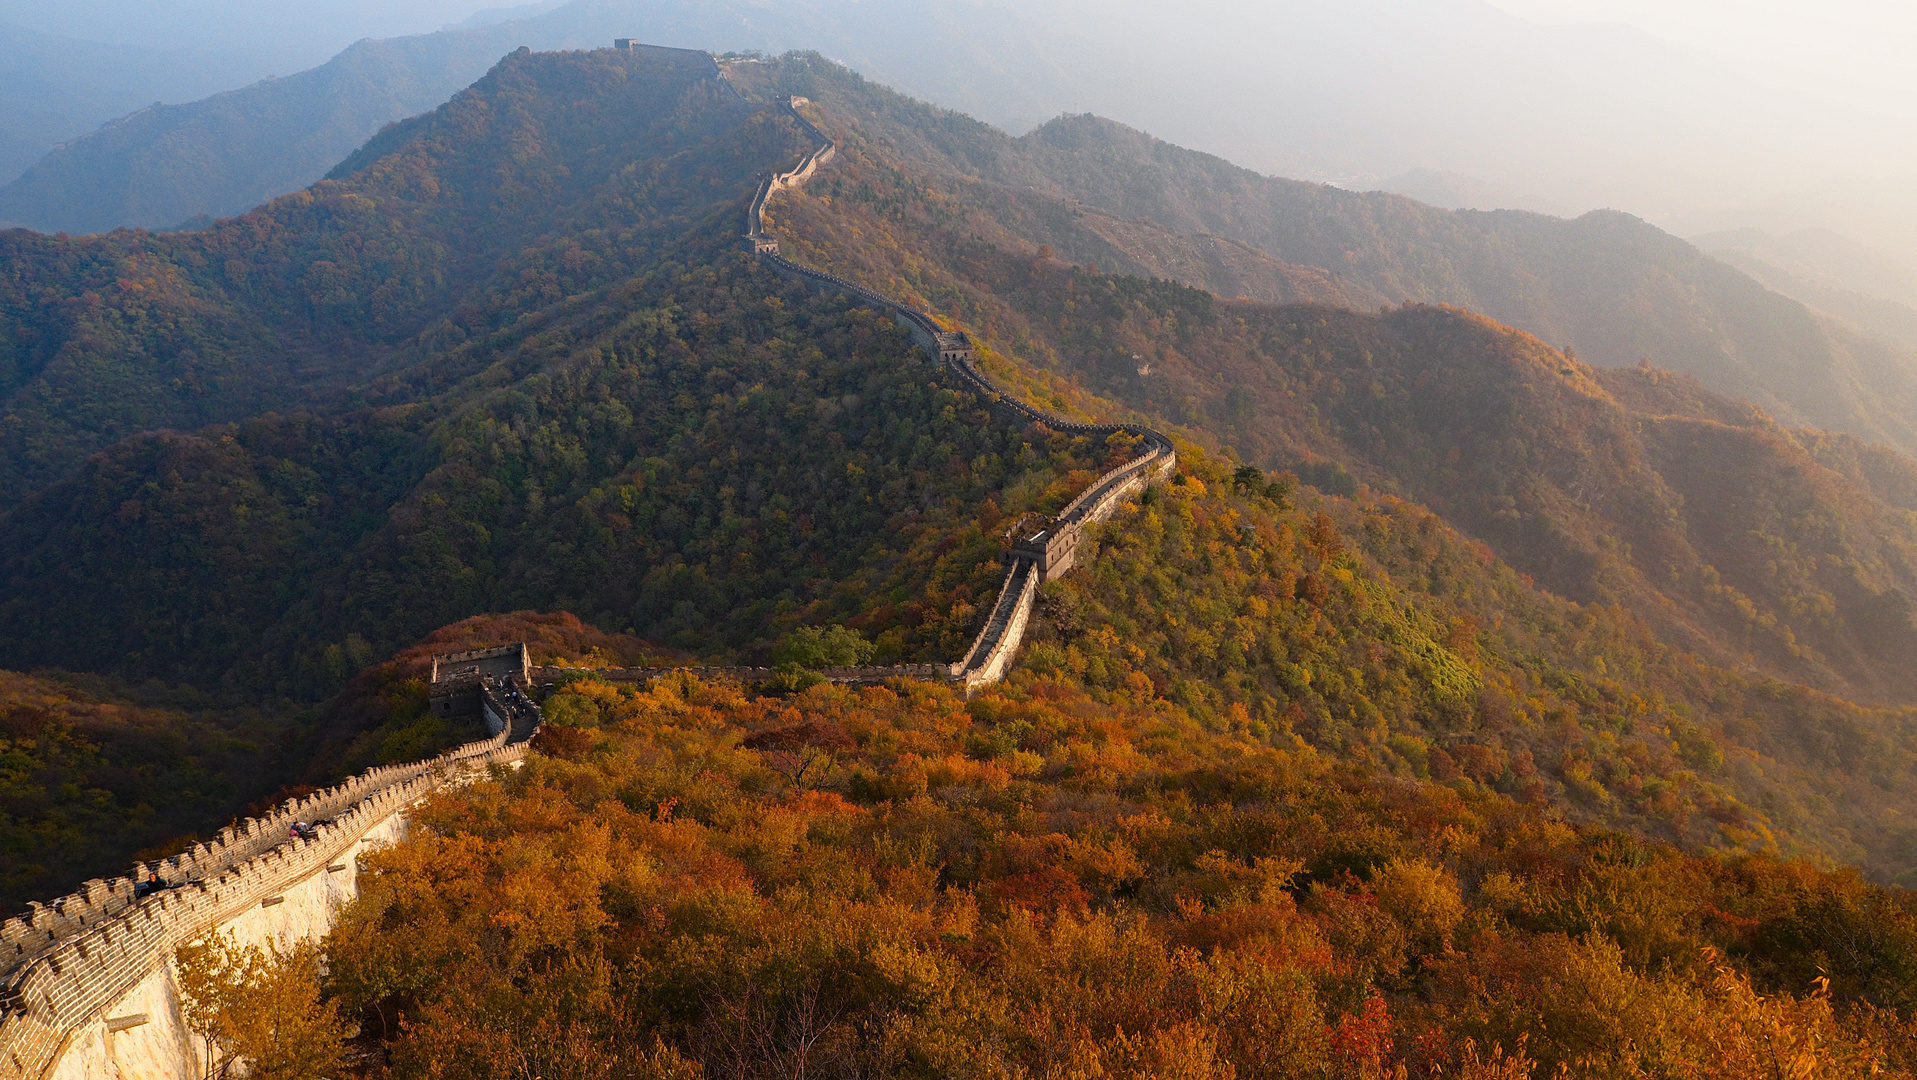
[2,0,1909,253]
[0,0,512,64]
[1485,0,1917,95]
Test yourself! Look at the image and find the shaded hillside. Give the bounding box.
[0,672,286,909]
[0,44,782,499]
[0,258,1110,698]
[1698,243,1917,352]
[730,56,1917,460]
[0,48,1122,702]
[751,80,1917,708]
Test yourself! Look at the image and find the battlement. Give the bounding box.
[1008,524,1078,581]
[1,681,541,1080]
[935,331,973,364]
[612,39,711,60]
[429,642,529,684]
[429,643,530,718]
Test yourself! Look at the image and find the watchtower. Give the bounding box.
[935,331,973,364]
[747,236,781,255]
[428,643,531,718]
[1007,523,1078,582]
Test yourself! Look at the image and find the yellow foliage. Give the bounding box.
[1371,858,1466,955]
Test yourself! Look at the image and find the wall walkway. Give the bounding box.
[0,690,541,1080]
[9,48,1179,1080]
[734,87,1176,692]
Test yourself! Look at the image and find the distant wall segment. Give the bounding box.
[732,83,1176,691]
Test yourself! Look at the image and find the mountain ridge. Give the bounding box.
[8,45,1917,890]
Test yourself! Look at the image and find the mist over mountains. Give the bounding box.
[0,24,275,185]
[6,0,1914,259]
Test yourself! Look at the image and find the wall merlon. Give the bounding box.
[3,685,544,1080]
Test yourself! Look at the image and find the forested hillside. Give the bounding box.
[0,672,286,907]
[327,670,1917,1079]
[0,43,788,498]
[8,44,1917,917]
[721,56,1917,461]
[0,48,1133,701]
[755,75,1917,709]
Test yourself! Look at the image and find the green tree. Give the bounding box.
[777,624,877,669]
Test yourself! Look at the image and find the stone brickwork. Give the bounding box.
[731,83,1177,692]
[3,694,541,1080]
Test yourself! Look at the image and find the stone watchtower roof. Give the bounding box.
[429,642,531,687]
[935,332,973,363]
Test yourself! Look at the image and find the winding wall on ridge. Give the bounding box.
[6,49,1177,1080]
[738,89,1177,690]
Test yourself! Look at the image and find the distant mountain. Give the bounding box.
[1371,167,1577,216]
[1692,227,1917,306]
[0,22,274,186]
[1693,227,1917,351]
[5,0,1900,239]
[1674,175,1917,286]
[0,29,544,235]
[0,0,1076,234]
[733,89,1917,465]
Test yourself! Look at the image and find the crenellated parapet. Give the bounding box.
[0,692,540,1080]
[731,85,1176,690]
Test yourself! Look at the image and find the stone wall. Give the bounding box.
[43,810,412,1080]
[9,59,1175,1078]
[3,704,540,1080]
[723,81,1178,699]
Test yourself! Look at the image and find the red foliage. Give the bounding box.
[1328,993,1395,1074]
[984,867,1090,918]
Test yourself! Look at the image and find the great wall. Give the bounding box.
[2,42,1175,1080]
[737,82,1177,691]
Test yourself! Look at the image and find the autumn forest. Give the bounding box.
[3,41,1917,1080]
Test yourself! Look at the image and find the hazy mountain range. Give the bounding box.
[0,23,276,185]
[6,0,1914,259]
[1693,227,1917,352]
